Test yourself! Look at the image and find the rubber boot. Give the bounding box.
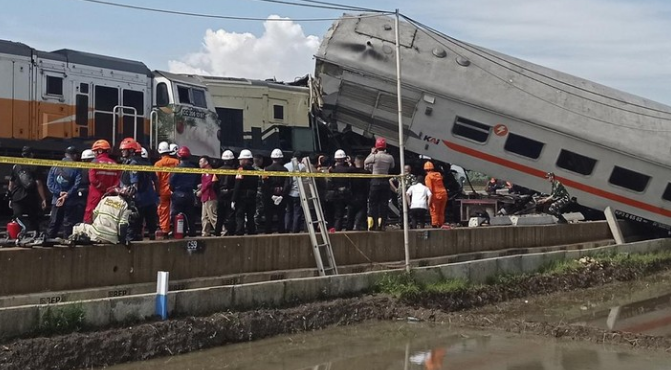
[367,217,375,231]
[378,218,384,232]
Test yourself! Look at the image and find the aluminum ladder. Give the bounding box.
[292,157,338,276]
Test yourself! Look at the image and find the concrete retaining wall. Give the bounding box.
[0,222,619,296]
[0,236,665,340]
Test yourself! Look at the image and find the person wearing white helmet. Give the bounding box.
[326,149,352,231]
[169,143,179,158]
[140,148,149,159]
[154,141,179,234]
[262,149,290,234]
[74,149,95,223]
[232,149,257,235]
[214,149,237,236]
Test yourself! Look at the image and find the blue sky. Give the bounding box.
[3,0,671,103]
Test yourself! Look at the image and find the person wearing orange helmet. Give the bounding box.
[364,137,395,231]
[424,160,448,227]
[84,139,119,223]
[119,138,159,241]
[154,141,179,234]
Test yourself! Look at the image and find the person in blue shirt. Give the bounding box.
[46,146,82,238]
[169,146,200,237]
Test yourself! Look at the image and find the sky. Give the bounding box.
[2,0,671,104]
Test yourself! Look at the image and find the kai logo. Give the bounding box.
[423,135,440,145]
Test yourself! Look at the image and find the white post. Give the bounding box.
[395,9,411,273]
[156,271,169,320]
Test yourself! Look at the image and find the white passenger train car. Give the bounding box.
[315,15,671,229]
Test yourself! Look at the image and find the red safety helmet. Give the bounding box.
[119,137,136,150]
[177,146,191,158]
[91,139,111,151]
[375,137,387,149]
[133,141,142,153]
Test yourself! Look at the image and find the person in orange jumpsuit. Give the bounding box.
[154,141,179,233]
[424,161,447,227]
[84,139,120,223]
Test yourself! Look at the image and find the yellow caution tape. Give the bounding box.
[0,156,396,179]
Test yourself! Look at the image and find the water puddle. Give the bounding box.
[106,321,667,370]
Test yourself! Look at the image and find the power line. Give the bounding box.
[249,0,387,12]
[74,0,391,21]
[294,0,387,12]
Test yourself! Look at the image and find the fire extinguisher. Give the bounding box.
[7,220,21,239]
[173,213,185,239]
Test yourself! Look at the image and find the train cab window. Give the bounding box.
[46,76,63,96]
[177,86,191,105]
[556,149,596,176]
[452,116,490,143]
[662,183,671,202]
[609,166,650,192]
[273,105,284,120]
[192,88,207,108]
[504,133,544,159]
[156,83,169,107]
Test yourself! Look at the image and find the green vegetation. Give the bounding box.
[39,303,86,335]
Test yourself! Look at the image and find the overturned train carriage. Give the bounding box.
[315,14,671,229]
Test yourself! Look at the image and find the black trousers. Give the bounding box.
[128,203,158,241]
[368,181,391,229]
[331,199,347,231]
[264,197,287,234]
[215,194,235,236]
[171,193,197,237]
[346,198,367,231]
[12,198,41,235]
[409,208,428,229]
[285,196,304,233]
[235,197,257,235]
[46,201,78,238]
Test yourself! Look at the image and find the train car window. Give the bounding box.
[79,83,89,94]
[156,83,169,107]
[123,90,144,115]
[274,105,284,120]
[76,95,89,126]
[192,89,207,108]
[94,86,118,112]
[46,76,63,96]
[662,183,671,202]
[177,86,192,105]
[504,133,544,159]
[609,166,650,192]
[452,116,490,143]
[556,149,596,176]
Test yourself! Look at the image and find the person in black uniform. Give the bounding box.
[262,149,291,234]
[169,146,200,237]
[214,150,237,236]
[75,149,95,224]
[232,149,258,235]
[8,146,49,237]
[327,149,352,231]
[346,155,370,231]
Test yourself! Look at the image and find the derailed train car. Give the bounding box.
[315,14,671,229]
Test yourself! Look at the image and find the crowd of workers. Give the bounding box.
[5,136,571,243]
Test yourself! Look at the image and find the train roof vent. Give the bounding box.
[50,49,151,76]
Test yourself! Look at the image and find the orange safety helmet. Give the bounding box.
[424,161,434,171]
[375,137,386,149]
[119,137,136,150]
[177,146,191,158]
[91,139,111,151]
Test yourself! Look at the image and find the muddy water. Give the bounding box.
[107,321,668,370]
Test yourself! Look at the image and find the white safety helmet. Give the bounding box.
[334,149,347,159]
[81,149,95,160]
[141,147,149,159]
[270,148,284,159]
[158,141,171,154]
[238,149,253,160]
[221,150,235,160]
[169,143,179,155]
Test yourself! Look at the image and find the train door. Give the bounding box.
[0,58,32,139]
[92,85,118,144]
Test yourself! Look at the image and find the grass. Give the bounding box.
[39,303,86,336]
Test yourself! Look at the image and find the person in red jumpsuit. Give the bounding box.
[424,161,448,227]
[84,139,120,223]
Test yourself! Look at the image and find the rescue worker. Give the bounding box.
[232,149,258,235]
[8,146,49,236]
[485,177,502,194]
[364,137,395,231]
[169,143,179,159]
[46,146,82,238]
[85,139,119,223]
[169,146,199,237]
[424,161,448,228]
[327,149,351,231]
[75,149,95,224]
[119,139,158,241]
[214,150,236,236]
[346,155,370,231]
[197,156,217,236]
[389,164,417,212]
[70,191,132,245]
[154,141,179,234]
[406,175,432,229]
[252,153,265,232]
[262,149,290,234]
[284,151,305,233]
[542,172,570,223]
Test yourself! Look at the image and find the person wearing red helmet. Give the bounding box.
[364,137,395,231]
[169,146,200,237]
[119,139,159,241]
[84,139,119,223]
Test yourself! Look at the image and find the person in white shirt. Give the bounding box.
[406,175,432,229]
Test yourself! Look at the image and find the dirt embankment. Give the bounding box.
[2,257,671,370]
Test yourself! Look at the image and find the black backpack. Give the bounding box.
[14,165,36,190]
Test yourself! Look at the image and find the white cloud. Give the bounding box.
[169,15,320,82]
[404,0,671,103]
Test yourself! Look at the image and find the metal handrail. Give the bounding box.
[150,109,159,149]
[112,105,138,147]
